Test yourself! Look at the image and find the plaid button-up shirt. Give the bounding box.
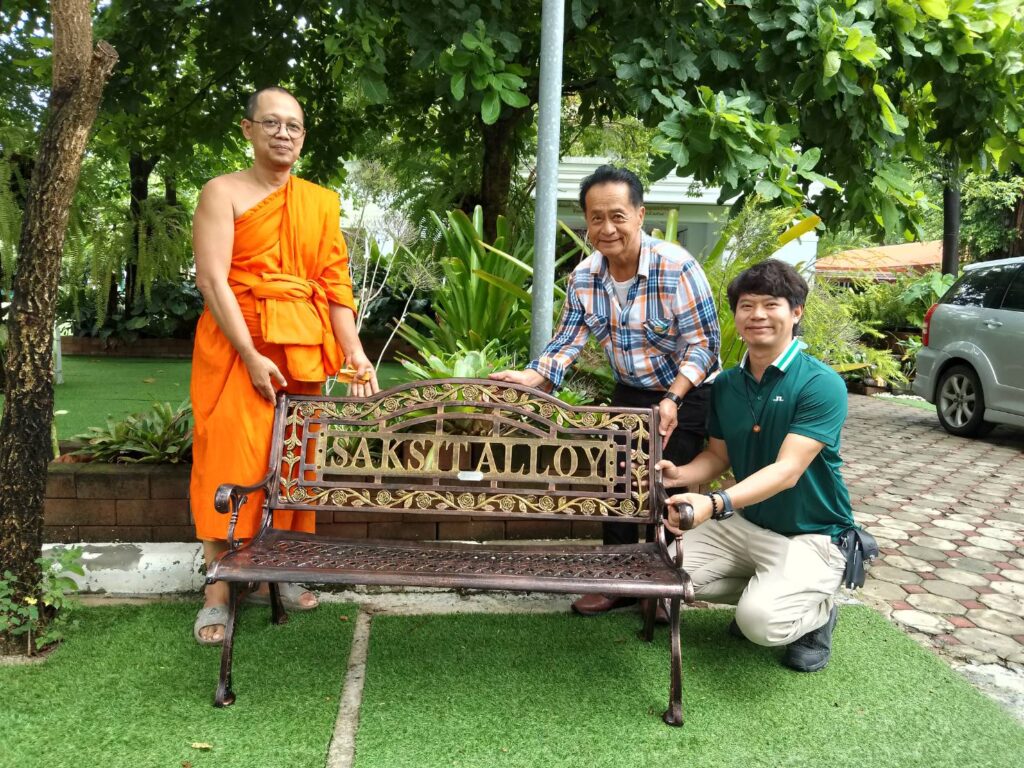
[527,234,720,391]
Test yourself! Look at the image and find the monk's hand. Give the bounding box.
[243,352,287,402]
[348,350,379,398]
[665,492,712,536]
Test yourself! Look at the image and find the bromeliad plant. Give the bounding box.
[71,401,193,464]
[397,206,534,360]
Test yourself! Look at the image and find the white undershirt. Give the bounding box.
[611,275,636,308]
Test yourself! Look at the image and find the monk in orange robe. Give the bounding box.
[190,86,379,644]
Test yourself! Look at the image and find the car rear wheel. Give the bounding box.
[935,365,996,437]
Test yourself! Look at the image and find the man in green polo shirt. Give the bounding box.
[657,259,853,672]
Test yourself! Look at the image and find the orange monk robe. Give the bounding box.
[190,176,356,541]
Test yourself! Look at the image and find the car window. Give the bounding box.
[942,264,1018,308]
[999,267,1024,312]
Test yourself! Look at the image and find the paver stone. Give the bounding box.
[952,627,1024,663]
[869,566,922,585]
[978,592,1024,615]
[991,581,1024,598]
[906,594,966,614]
[965,609,1024,636]
[892,610,954,635]
[965,536,1017,552]
[922,580,979,600]
[883,555,934,573]
[900,545,950,562]
[909,536,957,551]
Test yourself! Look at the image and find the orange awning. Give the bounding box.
[816,241,943,281]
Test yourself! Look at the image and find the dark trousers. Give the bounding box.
[603,382,709,546]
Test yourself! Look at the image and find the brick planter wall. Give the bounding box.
[44,463,600,543]
[61,336,194,358]
[45,463,193,543]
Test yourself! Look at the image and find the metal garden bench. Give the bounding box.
[206,378,696,726]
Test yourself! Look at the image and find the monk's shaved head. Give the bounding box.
[245,86,303,121]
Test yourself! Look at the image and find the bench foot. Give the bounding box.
[662,703,683,727]
[213,582,240,708]
[665,597,685,727]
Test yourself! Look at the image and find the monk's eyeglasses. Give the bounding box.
[249,118,305,139]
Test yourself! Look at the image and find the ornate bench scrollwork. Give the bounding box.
[206,378,697,726]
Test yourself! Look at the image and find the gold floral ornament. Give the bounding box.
[539,496,556,512]
[375,490,393,505]
[457,492,475,508]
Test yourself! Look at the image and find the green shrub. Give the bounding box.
[60,278,203,342]
[71,401,193,463]
[0,546,83,655]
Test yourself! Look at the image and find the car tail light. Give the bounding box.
[922,303,938,347]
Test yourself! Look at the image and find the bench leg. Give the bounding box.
[214,582,240,708]
[640,598,656,642]
[662,597,684,727]
[269,582,289,625]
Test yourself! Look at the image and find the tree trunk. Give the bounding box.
[479,113,523,242]
[125,153,156,307]
[1008,194,1024,260]
[165,172,178,207]
[941,158,961,277]
[0,0,117,656]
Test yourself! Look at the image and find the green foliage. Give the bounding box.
[71,401,193,464]
[803,280,907,387]
[920,170,1024,260]
[0,547,83,655]
[398,340,513,381]
[899,270,956,327]
[59,278,203,342]
[0,154,23,292]
[397,207,534,361]
[834,269,954,334]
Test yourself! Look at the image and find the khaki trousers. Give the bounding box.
[682,513,846,647]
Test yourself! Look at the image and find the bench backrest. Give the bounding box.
[266,378,662,525]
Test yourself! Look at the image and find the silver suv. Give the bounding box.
[913,256,1024,437]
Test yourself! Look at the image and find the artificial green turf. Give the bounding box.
[0,602,357,768]
[355,606,1023,768]
[54,357,194,439]
[0,357,407,439]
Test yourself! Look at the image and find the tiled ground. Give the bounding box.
[843,395,1024,668]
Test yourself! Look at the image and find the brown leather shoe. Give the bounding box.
[571,593,638,616]
[640,598,670,625]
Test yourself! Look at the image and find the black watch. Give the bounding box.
[661,391,685,408]
[710,491,734,521]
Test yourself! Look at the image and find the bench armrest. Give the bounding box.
[214,470,275,550]
[653,482,693,570]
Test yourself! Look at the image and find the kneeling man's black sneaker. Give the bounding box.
[783,605,838,673]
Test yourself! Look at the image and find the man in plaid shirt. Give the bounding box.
[491,165,720,618]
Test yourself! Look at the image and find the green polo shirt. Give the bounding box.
[708,339,853,539]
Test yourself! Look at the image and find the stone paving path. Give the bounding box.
[843,395,1024,672]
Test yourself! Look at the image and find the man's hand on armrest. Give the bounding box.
[488,369,550,391]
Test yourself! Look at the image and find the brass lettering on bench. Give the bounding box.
[318,430,616,484]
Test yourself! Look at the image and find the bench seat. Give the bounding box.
[210,531,691,598]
